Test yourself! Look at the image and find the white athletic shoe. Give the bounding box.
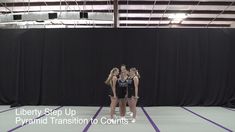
[120,116,128,121]
[129,112,133,117]
[126,111,133,117]
[110,119,115,123]
[131,118,136,123]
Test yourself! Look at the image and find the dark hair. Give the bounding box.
[120,64,128,72]
[120,64,126,67]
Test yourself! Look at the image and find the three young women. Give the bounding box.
[105,65,140,122]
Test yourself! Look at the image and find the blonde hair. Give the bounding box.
[130,67,140,78]
[105,67,119,86]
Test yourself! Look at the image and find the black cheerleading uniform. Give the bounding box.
[127,77,136,98]
[108,75,117,97]
[116,79,128,98]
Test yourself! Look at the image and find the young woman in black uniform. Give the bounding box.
[117,71,128,119]
[120,64,128,75]
[105,68,119,119]
[127,68,140,123]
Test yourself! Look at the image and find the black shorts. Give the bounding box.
[117,87,127,99]
[127,87,135,98]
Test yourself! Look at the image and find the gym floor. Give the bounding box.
[0,106,235,132]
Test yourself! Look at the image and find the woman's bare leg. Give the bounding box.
[110,96,117,119]
[132,96,137,119]
[119,99,126,117]
[127,98,134,115]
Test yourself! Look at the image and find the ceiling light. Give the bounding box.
[171,20,182,24]
[168,13,188,19]
[168,13,188,24]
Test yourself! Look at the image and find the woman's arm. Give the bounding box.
[133,76,139,98]
[112,76,117,98]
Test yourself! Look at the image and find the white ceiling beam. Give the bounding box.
[119,13,235,18]
[1,5,235,12]
[0,0,234,2]
[0,5,113,12]
[182,20,233,24]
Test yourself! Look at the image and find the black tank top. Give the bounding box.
[117,79,128,88]
[127,77,135,89]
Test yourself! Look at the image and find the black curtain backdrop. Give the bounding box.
[0,29,235,106]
